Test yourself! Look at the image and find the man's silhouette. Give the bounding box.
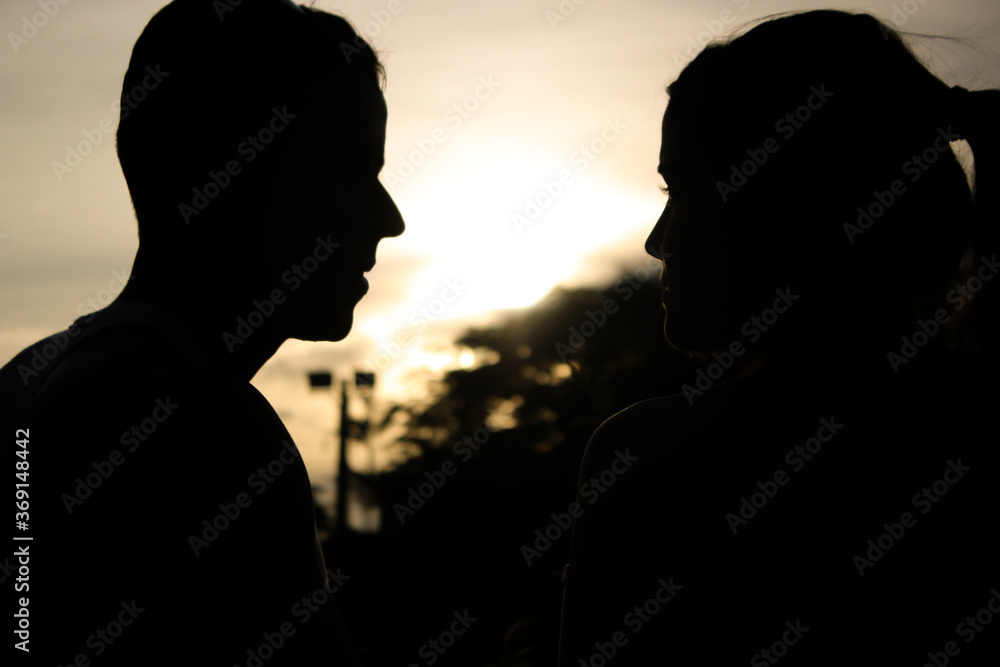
[2,1,402,664]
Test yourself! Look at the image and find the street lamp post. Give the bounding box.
[308,370,376,535]
[337,377,349,534]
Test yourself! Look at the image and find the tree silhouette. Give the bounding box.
[324,269,698,667]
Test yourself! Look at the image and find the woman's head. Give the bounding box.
[647,10,977,356]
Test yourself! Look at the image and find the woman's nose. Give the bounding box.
[645,206,670,260]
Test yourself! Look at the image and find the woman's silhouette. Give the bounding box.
[559,10,999,665]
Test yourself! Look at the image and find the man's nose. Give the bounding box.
[376,183,405,238]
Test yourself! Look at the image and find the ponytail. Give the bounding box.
[955,89,1000,259]
[943,87,1000,363]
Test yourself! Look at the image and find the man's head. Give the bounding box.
[116,0,403,343]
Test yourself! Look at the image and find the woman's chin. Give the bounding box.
[664,319,729,356]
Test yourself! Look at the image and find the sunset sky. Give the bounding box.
[3,0,998,509]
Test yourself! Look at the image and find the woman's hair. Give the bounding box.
[115,0,384,240]
[665,10,998,358]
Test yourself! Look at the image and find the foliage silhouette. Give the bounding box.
[323,272,697,667]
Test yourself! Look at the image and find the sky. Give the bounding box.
[3,0,999,509]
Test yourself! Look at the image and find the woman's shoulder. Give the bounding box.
[579,380,739,479]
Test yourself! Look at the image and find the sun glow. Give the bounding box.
[380,138,664,317]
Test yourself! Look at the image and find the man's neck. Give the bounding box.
[112,280,286,382]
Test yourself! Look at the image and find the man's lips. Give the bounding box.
[358,257,376,293]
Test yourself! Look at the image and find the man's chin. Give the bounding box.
[292,312,354,343]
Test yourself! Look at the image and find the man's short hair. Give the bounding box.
[116,0,384,239]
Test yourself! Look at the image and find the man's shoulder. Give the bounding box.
[14,322,304,523]
[25,324,218,402]
[17,323,289,456]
